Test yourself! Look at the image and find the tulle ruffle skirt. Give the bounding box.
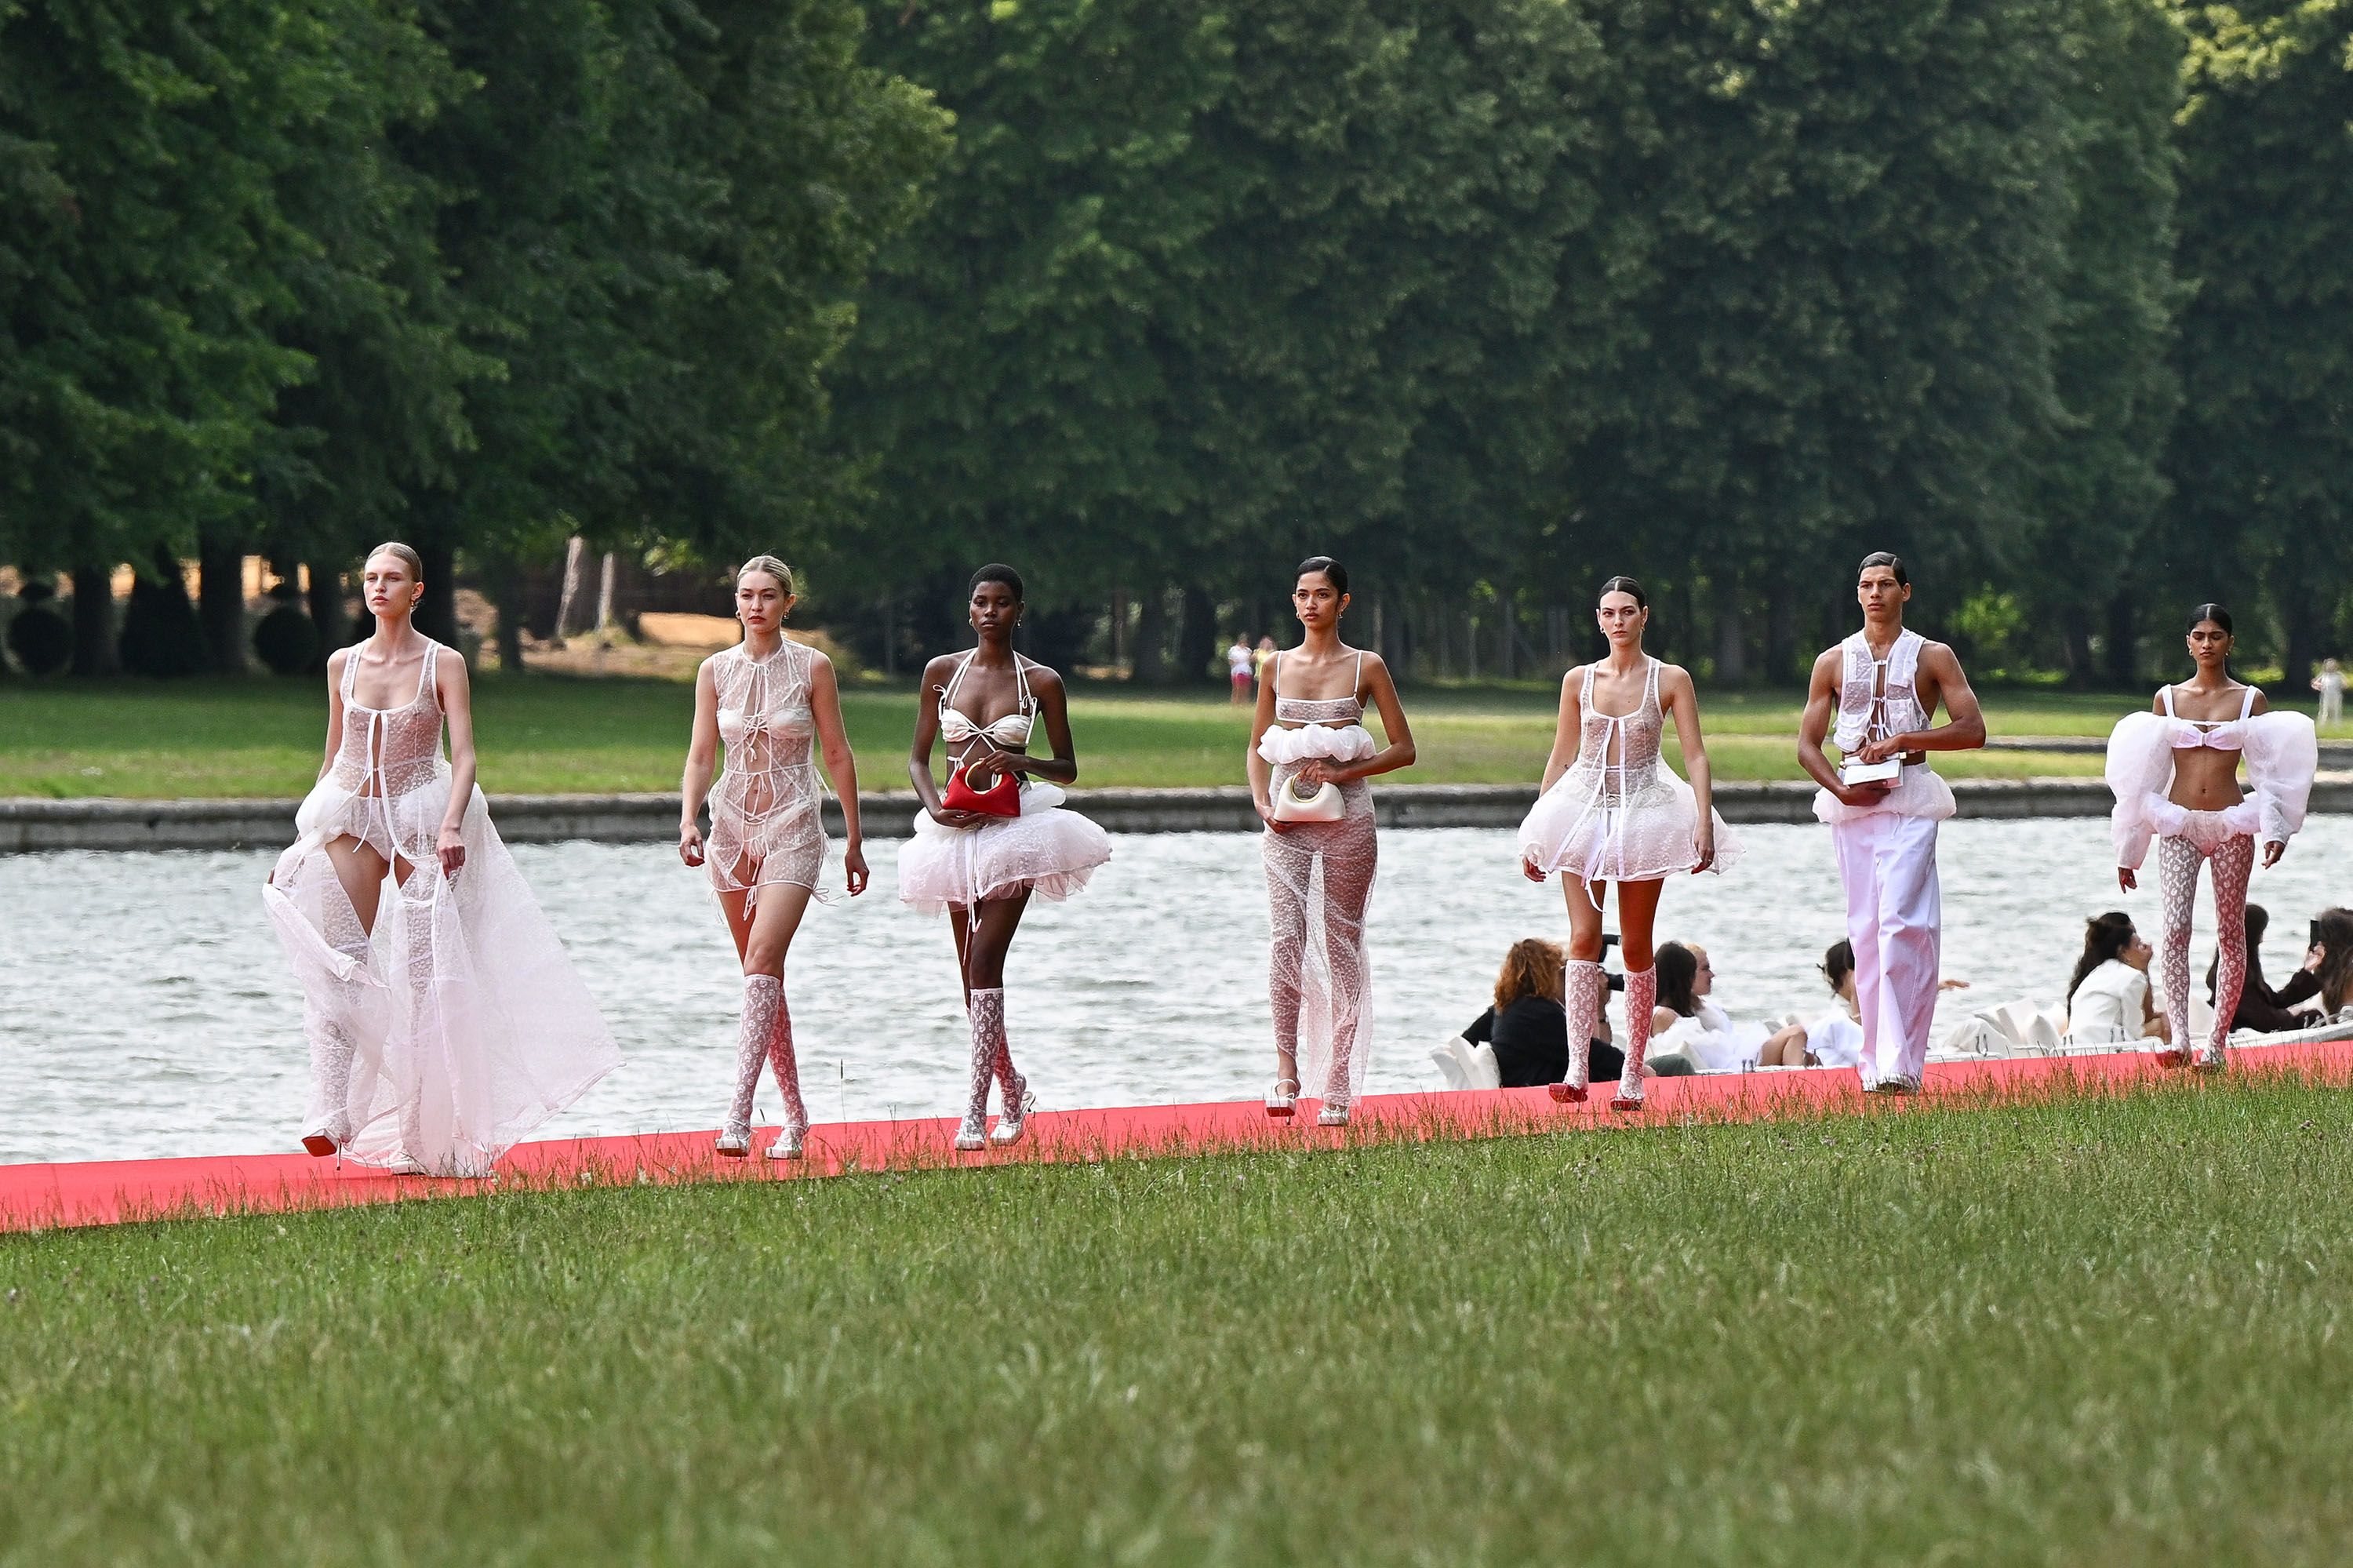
[1811,762,1957,826]
[1519,761,1743,882]
[897,782,1112,914]
[262,772,622,1177]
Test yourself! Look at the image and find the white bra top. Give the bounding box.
[1269,649,1366,728]
[938,649,1035,750]
[2158,682,2257,751]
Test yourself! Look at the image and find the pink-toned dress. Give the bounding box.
[704,638,829,905]
[263,640,620,1176]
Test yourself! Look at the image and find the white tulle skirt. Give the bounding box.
[1518,760,1742,882]
[262,770,622,1177]
[1812,762,1957,825]
[897,782,1112,914]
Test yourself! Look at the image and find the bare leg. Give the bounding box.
[2155,835,2200,1066]
[2198,835,2255,1070]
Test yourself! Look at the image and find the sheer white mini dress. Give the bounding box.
[2106,684,2318,1060]
[706,638,830,904]
[1518,658,1742,882]
[897,650,1111,915]
[262,641,622,1176]
[1258,650,1381,1109]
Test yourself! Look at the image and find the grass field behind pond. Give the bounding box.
[6,1082,2353,1566]
[0,675,2204,799]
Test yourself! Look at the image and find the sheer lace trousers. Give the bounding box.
[2157,832,2252,1060]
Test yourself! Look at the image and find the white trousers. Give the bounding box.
[1831,810,1942,1088]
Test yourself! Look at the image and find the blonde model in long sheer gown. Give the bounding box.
[264,547,620,1177]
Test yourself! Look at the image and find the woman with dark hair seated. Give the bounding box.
[1462,938,1623,1088]
[2208,904,2324,1033]
[1645,940,1808,1074]
[2066,911,2167,1044]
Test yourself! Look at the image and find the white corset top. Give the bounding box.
[2158,682,2256,751]
[330,637,447,799]
[1569,657,1666,793]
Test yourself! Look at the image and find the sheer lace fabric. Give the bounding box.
[1264,775,1377,1108]
[1617,966,1657,1102]
[262,641,621,1176]
[1559,958,1604,1094]
[2157,827,2253,1060]
[1518,659,1741,881]
[707,640,828,903]
[962,986,1013,1138]
[1811,631,1959,826]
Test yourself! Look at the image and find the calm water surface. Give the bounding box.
[2,818,2346,1162]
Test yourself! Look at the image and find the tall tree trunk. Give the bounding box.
[70,564,118,675]
[1715,582,1747,686]
[2104,591,2137,688]
[1132,584,1169,685]
[1766,579,1797,685]
[1177,584,1217,686]
[307,559,351,660]
[486,553,529,672]
[415,536,458,646]
[2061,605,2097,689]
[198,531,249,675]
[553,536,586,647]
[1108,589,1126,667]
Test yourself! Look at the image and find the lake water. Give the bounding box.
[2,817,2347,1163]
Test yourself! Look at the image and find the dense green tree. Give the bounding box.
[2167,0,2353,687]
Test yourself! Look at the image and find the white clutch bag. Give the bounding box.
[1839,755,1901,787]
[1271,773,1344,823]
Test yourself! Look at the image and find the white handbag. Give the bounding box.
[1271,772,1344,823]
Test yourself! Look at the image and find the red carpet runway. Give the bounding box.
[7,1040,2350,1234]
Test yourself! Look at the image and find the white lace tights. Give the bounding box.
[1560,959,1604,1094]
[2157,831,2252,1062]
[1617,966,1657,1104]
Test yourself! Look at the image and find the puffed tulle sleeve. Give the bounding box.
[2242,710,2319,849]
[2105,711,2177,871]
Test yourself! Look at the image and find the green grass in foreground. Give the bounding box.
[6,1082,2353,1565]
[0,676,2204,798]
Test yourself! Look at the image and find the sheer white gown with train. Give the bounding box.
[263,641,622,1176]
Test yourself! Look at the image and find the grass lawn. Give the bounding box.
[5,1081,2351,1564]
[0,674,2216,799]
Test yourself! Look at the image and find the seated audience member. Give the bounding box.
[1791,940,1865,1068]
[2208,904,2324,1033]
[2315,908,2353,1019]
[1646,941,1807,1075]
[1463,937,1623,1089]
[2066,911,2168,1044]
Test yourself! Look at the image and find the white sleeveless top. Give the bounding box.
[1831,628,1929,754]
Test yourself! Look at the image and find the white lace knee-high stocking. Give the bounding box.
[1615,966,1657,1108]
[1554,959,1604,1102]
[2201,835,2255,1068]
[765,983,808,1155]
[959,987,1006,1148]
[2156,836,2200,1061]
[720,973,781,1153]
[300,935,374,1152]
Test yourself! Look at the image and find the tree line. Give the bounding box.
[3,0,2348,688]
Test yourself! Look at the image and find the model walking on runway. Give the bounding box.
[2104,604,2317,1070]
[1796,553,1984,1094]
[264,543,621,1176]
[1518,577,1737,1108]
[901,565,1111,1151]
[679,556,868,1160]
[1247,557,1417,1126]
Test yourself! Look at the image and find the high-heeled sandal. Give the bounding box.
[2190,1044,2228,1074]
[989,1078,1035,1146]
[1316,1097,1351,1128]
[715,1122,751,1159]
[765,1122,806,1161]
[953,1112,987,1153]
[1264,1079,1300,1119]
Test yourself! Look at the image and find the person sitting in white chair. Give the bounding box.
[2064,911,2169,1046]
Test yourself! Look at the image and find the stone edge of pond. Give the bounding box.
[10,779,2351,853]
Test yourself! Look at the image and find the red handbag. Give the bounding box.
[942,761,1021,818]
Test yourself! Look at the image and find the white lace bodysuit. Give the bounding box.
[1257,650,1380,1108]
[706,638,827,902]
